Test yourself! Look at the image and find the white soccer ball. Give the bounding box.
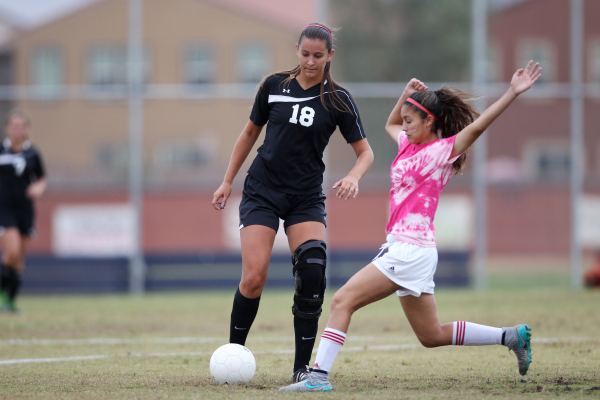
[210,343,256,385]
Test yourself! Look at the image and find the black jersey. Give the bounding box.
[248,74,365,194]
[0,139,45,206]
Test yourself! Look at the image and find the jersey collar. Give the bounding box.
[292,76,328,92]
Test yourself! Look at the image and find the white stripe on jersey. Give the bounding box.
[268,94,319,103]
[0,154,25,165]
[269,90,365,139]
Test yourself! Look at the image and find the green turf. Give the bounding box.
[1,280,599,399]
[488,270,572,291]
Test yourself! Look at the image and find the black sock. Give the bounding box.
[7,268,21,303]
[293,316,319,372]
[0,265,10,293]
[229,287,261,346]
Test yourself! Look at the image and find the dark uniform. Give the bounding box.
[0,139,45,236]
[240,74,365,231]
[230,73,366,377]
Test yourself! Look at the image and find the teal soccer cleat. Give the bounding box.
[504,324,532,375]
[280,369,333,392]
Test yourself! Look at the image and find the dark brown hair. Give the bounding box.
[404,88,480,174]
[260,23,353,114]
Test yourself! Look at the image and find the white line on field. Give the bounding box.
[0,335,407,346]
[531,337,598,343]
[1,337,597,366]
[124,344,420,358]
[0,355,108,365]
[0,344,420,365]
[1,335,598,347]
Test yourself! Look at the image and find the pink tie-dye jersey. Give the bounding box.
[385,131,460,247]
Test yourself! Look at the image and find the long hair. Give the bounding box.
[259,23,353,114]
[405,88,480,174]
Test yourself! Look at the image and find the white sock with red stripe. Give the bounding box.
[313,327,346,372]
[453,321,503,346]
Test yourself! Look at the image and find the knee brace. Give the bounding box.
[291,240,327,320]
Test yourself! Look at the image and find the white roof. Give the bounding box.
[0,0,100,30]
[0,0,529,32]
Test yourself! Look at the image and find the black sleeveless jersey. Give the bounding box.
[0,139,45,206]
[248,74,365,194]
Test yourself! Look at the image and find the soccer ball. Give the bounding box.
[210,343,256,384]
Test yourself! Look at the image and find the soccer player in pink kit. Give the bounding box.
[280,60,542,392]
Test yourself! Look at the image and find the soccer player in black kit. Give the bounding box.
[0,110,46,313]
[212,23,374,381]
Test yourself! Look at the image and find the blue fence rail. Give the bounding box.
[22,251,469,294]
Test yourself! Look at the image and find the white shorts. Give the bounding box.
[372,234,438,297]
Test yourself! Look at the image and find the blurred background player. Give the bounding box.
[280,61,542,392]
[583,251,600,288]
[0,109,46,313]
[212,23,373,382]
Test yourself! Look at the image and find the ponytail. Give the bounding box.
[405,88,480,174]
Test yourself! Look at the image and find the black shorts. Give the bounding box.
[239,175,327,232]
[0,201,35,237]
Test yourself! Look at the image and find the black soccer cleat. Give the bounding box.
[292,365,311,383]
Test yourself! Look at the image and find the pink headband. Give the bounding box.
[406,98,438,121]
[304,24,332,40]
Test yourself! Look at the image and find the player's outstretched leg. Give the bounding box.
[402,297,533,375]
[280,368,332,392]
[503,324,532,375]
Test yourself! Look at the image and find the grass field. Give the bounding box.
[1,270,599,399]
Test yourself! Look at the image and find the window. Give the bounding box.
[96,144,129,174]
[184,45,216,85]
[31,47,62,97]
[236,43,270,83]
[87,45,151,90]
[589,39,600,83]
[88,46,126,88]
[517,39,556,83]
[524,141,571,180]
[154,139,216,171]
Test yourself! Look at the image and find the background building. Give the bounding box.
[0,0,597,291]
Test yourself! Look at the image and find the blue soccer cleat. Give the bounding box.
[280,369,333,392]
[504,324,532,375]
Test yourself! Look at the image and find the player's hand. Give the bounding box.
[403,78,428,96]
[510,60,542,95]
[26,182,44,199]
[333,175,359,200]
[212,182,232,211]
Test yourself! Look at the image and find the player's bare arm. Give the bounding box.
[385,78,428,143]
[450,61,541,159]
[212,120,263,210]
[333,138,373,200]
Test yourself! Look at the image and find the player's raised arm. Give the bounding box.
[450,61,541,159]
[212,120,263,210]
[385,78,428,143]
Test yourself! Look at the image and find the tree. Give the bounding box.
[331,0,471,82]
